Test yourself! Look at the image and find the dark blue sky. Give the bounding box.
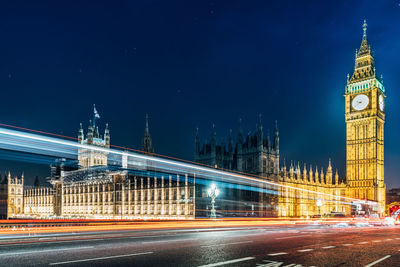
[0,1,399,187]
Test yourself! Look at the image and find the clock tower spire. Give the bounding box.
[345,20,386,214]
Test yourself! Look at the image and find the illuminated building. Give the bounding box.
[195,21,386,217]
[195,116,279,177]
[278,160,348,217]
[1,21,387,219]
[345,20,386,213]
[17,118,195,219]
[0,172,24,219]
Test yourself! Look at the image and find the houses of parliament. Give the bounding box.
[0,21,387,219]
[195,20,386,217]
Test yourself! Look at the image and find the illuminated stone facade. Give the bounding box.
[10,120,195,220]
[345,20,386,213]
[278,161,348,217]
[0,172,24,219]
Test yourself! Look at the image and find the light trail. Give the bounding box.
[0,123,376,206]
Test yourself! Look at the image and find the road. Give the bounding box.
[0,223,399,266]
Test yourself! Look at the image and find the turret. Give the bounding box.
[95,126,100,138]
[289,161,294,180]
[309,165,313,183]
[211,124,216,166]
[142,114,154,153]
[303,164,308,182]
[228,129,233,155]
[335,169,339,185]
[34,176,40,187]
[296,162,301,180]
[320,167,324,184]
[282,159,287,179]
[326,159,333,184]
[87,120,94,144]
[104,123,110,148]
[78,123,84,144]
[257,114,263,150]
[195,127,200,160]
[315,166,319,183]
[237,119,243,171]
[266,129,271,151]
[228,129,233,169]
[274,120,279,152]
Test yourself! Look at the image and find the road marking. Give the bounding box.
[267,252,288,256]
[363,255,391,267]
[0,246,94,257]
[49,251,153,265]
[198,257,255,267]
[359,241,368,244]
[275,235,312,240]
[201,241,252,248]
[373,240,381,243]
[142,238,196,244]
[322,246,335,249]
[297,249,314,252]
[385,239,392,241]
[343,244,353,246]
[396,238,400,240]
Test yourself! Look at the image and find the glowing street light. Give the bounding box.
[208,183,219,219]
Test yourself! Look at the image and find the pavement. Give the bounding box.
[0,223,399,266]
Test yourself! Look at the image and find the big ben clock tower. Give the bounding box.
[345,20,386,213]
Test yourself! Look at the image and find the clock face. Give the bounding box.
[379,95,384,111]
[352,94,369,111]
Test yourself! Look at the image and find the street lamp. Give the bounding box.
[316,199,322,217]
[208,183,219,219]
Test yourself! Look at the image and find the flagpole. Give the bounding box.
[93,104,96,127]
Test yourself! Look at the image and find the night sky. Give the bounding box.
[0,1,399,187]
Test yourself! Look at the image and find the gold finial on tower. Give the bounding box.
[362,19,367,39]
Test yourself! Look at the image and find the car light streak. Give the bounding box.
[0,124,377,206]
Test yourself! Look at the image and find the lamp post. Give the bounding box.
[208,183,219,219]
[316,199,322,217]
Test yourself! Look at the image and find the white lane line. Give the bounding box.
[275,235,312,240]
[298,249,314,252]
[142,238,196,244]
[363,255,391,267]
[373,240,381,243]
[49,251,153,265]
[322,246,336,249]
[0,239,107,248]
[385,239,393,241]
[359,241,368,244]
[267,252,288,256]
[0,246,94,257]
[197,257,255,267]
[396,238,400,240]
[343,244,353,246]
[201,241,253,248]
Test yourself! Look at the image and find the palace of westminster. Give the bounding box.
[0,21,387,219]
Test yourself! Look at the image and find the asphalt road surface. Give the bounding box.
[0,224,399,266]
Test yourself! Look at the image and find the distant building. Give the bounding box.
[386,188,400,205]
[195,116,279,177]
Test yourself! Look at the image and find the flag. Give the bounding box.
[94,105,100,119]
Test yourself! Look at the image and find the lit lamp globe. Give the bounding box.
[208,184,219,219]
[316,199,323,217]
